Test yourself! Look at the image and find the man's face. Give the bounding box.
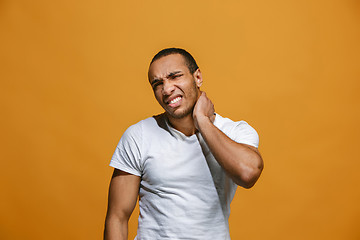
[148,54,202,120]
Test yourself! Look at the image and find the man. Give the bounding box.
[104,48,263,240]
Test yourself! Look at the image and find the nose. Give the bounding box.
[162,80,175,96]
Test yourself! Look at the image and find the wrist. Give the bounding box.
[196,115,213,131]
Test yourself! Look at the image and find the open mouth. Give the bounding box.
[166,96,182,108]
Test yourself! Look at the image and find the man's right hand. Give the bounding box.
[193,91,216,131]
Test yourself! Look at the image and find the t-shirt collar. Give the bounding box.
[163,113,219,141]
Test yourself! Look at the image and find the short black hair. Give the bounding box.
[150,48,199,74]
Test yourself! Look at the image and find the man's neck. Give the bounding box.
[166,113,197,137]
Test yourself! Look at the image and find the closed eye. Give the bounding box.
[170,74,183,79]
[151,80,162,89]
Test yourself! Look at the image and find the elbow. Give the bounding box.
[236,160,264,189]
[240,168,262,189]
[241,175,259,189]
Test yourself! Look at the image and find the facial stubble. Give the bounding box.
[165,80,199,120]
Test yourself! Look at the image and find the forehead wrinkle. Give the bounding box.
[148,54,188,82]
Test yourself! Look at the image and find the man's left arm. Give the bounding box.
[193,92,264,188]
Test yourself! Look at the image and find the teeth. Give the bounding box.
[170,97,181,104]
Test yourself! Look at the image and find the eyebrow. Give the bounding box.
[151,71,183,85]
[151,79,161,86]
[167,71,182,78]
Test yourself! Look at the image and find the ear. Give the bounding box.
[193,68,203,87]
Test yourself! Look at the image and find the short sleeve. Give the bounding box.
[109,122,143,176]
[229,121,259,148]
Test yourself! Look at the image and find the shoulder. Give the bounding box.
[114,117,156,160]
[122,116,156,135]
[213,113,259,148]
[121,114,168,142]
[213,113,253,131]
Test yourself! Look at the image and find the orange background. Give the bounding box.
[1,0,359,239]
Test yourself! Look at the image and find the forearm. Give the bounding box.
[104,215,128,240]
[197,117,263,188]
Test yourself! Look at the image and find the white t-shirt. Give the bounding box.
[110,113,259,240]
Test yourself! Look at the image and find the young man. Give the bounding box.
[104,48,263,240]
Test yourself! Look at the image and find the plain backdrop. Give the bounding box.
[1,0,359,239]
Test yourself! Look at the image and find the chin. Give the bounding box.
[166,108,192,119]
